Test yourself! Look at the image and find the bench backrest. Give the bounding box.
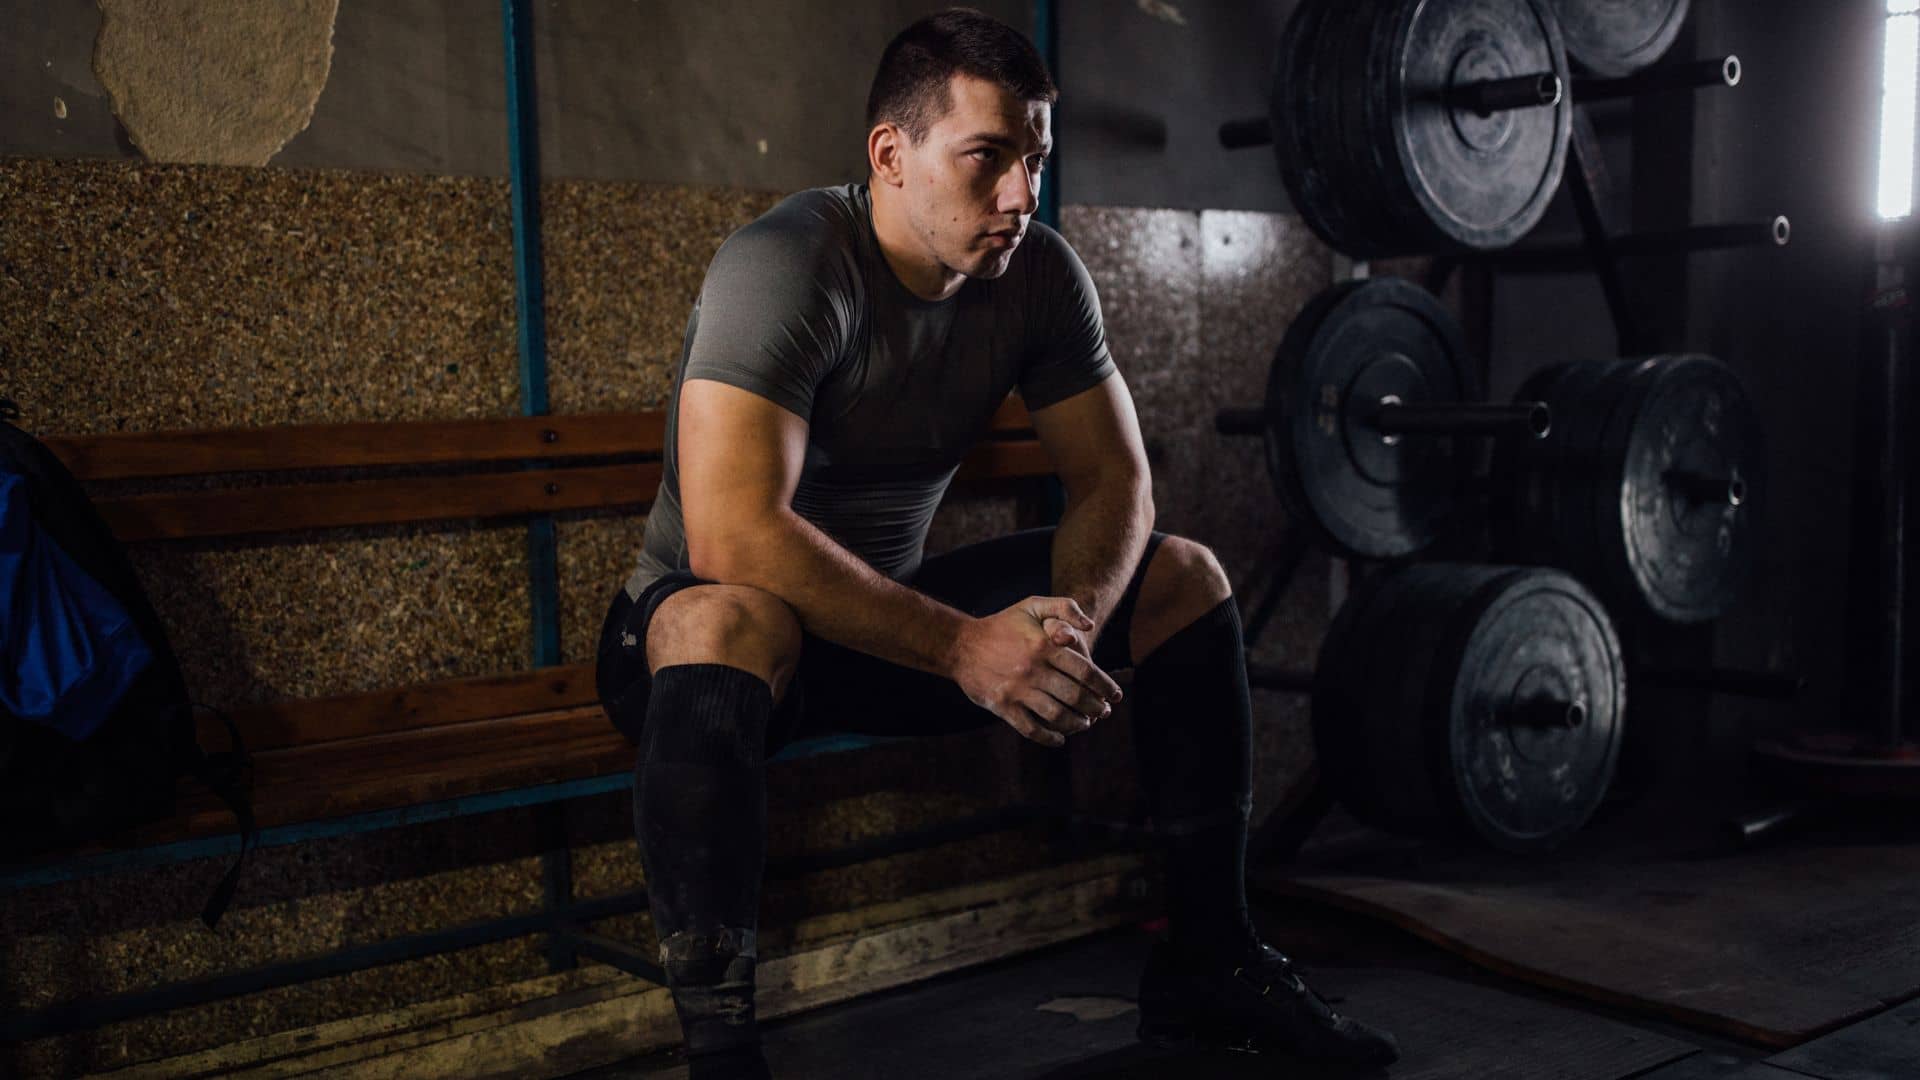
[41,398,1051,754]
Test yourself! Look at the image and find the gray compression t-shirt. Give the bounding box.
[624,183,1116,599]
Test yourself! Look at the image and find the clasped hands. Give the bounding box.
[951,595,1125,748]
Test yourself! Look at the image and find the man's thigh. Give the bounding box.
[791,527,1166,739]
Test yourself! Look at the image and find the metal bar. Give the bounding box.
[1869,230,1912,742]
[5,797,1068,1040]
[1,731,899,894]
[1639,666,1804,701]
[1478,217,1790,269]
[0,773,633,893]
[1241,528,1313,648]
[0,888,655,1042]
[1215,407,1267,436]
[1665,468,1749,509]
[1575,55,1740,103]
[1219,116,1274,149]
[1454,71,1562,115]
[503,0,562,668]
[1500,698,1588,729]
[537,802,578,973]
[1368,400,1552,439]
[560,926,667,984]
[1565,107,1644,352]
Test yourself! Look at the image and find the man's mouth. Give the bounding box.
[983,228,1023,249]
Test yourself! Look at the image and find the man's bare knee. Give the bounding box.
[647,585,803,699]
[1131,537,1233,664]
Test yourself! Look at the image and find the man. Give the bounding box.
[595,9,1398,1078]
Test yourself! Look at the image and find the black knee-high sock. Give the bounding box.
[1129,597,1256,962]
[634,663,774,1072]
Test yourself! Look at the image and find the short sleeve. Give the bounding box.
[681,205,856,421]
[1017,226,1118,410]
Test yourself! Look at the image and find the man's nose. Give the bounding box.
[996,163,1038,218]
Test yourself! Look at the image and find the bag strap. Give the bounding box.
[187,703,257,929]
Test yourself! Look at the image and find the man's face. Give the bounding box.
[895,74,1051,281]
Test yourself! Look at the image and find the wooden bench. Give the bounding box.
[7,395,1055,875]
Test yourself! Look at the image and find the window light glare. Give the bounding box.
[1879,13,1919,219]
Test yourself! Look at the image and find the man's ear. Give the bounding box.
[869,122,908,188]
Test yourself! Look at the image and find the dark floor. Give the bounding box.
[570,881,1920,1080]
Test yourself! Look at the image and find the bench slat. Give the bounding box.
[46,413,666,481]
[216,663,600,753]
[95,463,664,542]
[151,707,627,842]
[44,399,1038,482]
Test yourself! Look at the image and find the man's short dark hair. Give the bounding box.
[865,8,1058,143]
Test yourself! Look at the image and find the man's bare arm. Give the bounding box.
[1028,374,1155,650]
[676,380,1122,749]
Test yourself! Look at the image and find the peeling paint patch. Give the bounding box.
[1036,996,1138,1022]
[1135,0,1188,27]
[93,0,340,166]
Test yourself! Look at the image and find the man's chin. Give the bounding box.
[962,249,1017,281]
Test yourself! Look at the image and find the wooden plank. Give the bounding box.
[144,707,630,842]
[186,860,1152,1080]
[48,399,1034,483]
[94,463,663,542]
[211,664,600,753]
[44,413,668,481]
[106,855,1147,1080]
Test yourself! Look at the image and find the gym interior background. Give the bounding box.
[3,1,1915,1078]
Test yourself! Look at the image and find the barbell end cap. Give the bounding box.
[1772,216,1792,247]
[1526,402,1553,440]
[1722,55,1742,88]
[1538,73,1564,108]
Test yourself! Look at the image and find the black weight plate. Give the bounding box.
[1272,0,1573,256]
[1387,0,1574,252]
[1493,359,1624,568]
[1311,563,1625,852]
[1551,0,1690,78]
[1440,566,1623,852]
[1312,563,1463,830]
[1596,355,1765,623]
[1266,278,1478,560]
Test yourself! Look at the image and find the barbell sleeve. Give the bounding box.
[1368,400,1553,440]
[1219,117,1275,150]
[1454,72,1563,116]
[1666,468,1750,508]
[1500,697,1589,730]
[1574,55,1740,103]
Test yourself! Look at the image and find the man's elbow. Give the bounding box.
[685,512,787,583]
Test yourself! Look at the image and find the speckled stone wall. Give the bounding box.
[1065,205,1337,819]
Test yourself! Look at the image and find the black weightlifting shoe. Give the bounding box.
[1136,937,1400,1066]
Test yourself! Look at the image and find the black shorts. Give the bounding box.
[595,527,1170,757]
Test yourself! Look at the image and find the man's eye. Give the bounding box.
[971,148,997,162]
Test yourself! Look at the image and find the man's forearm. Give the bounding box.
[1050,476,1155,648]
[695,512,972,678]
